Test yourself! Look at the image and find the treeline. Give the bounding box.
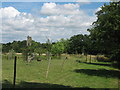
[2,1,120,65]
[2,35,102,55]
[2,40,54,54]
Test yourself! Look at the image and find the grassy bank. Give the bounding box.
[2,54,119,88]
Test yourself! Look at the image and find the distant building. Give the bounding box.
[27,36,32,46]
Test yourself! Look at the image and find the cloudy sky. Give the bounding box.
[0,2,109,43]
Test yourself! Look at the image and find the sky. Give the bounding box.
[0,1,109,43]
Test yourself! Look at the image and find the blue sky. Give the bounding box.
[2,2,108,16]
[1,2,109,43]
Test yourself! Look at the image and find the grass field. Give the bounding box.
[2,54,120,88]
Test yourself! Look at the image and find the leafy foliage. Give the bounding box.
[51,41,65,57]
[68,34,84,54]
[89,1,120,65]
[89,2,120,54]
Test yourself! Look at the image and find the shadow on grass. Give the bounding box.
[74,69,120,78]
[84,62,112,67]
[2,80,71,88]
[2,80,95,89]
[76,60,118,68]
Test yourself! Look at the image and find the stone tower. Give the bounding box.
[27,36,32,46]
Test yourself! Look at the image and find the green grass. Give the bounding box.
[2,54,120,88]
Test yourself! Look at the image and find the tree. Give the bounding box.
[88,1,120,66]
[59,38,69,53]
[68,34,84,54]
[34,47,43,56]
[51,41,65,58]
[8,49,15,60]
[2,42,12,53]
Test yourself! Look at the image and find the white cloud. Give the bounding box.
[1,3,97,43]
[0,7,20,18]
[40,3,83,16]
[76,0,90,3]
[95,7,102,13]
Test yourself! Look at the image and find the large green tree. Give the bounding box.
[68,34,84,54]
[89,1,120,65]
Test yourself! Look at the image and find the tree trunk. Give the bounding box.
[90,54,91,63]
[59,54,61,59]
[86,54,87,63]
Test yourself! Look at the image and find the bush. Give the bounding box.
[96,55,110,62]
[35,55,47,60]
[110,49,120,68]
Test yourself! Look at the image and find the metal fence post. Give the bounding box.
[13,56,17,88]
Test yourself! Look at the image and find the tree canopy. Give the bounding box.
[89,1,120,64]
[51,41,65,56]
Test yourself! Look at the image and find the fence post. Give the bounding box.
[13,56,17,88]
[46,52,51,79]
[61,59,66,72]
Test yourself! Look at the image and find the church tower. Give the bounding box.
[27,36,32,46]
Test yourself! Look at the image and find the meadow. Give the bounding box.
[2,54,120,88]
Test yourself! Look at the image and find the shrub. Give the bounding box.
[96,55,110,62]
[35,55,47,60]
[110,49,120,68]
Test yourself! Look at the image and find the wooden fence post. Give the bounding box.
[61,58,66,72]
[13,56,17,88]
[46,52,51,79]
